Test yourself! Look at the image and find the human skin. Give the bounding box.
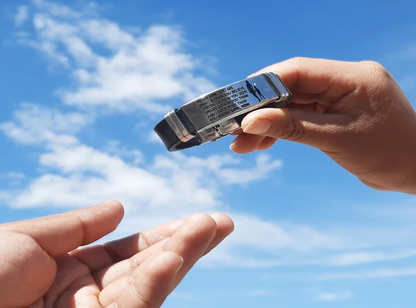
[230,57,416,194]
[0,200,234,308]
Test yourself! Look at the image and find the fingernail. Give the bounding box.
[243,118,272,134]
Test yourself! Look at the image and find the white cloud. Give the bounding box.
[4,104,416,269]
[152,152,282,186]
[229,214,341,252]
[15,5,29,26]
[215,154,282,184]
[6,1,416,273]
[264,266,416,283]
[0,172,26,187]
[103,140,144,165]
[327,248,416,266]
[1,172,25,180]
[0,103,351,268]
[316,291,353,302]
[355,200,416,222]
[3,143,219,213]
[32,0,91,19]
[198,213,345,268]
[0,104,282,216]
[0,103,93,146]
[147,130,164,144]
[314,267,416,281]
[17,1,216,113]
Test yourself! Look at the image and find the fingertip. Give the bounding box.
[102,199,124,209]
[241,110,258,127]
[162,213,219,265]
[209,213,235,235]
[229,134,264,154]
[175,213,218,244]
[93,200,125,226]
[74,200,125,245]
[105,200,125,219]
[241,108,285,130]
[229,144,255,154]
[187,213,217,231]
[209,212,230,222]
[201,213,234,256]
[229,138,246,154]
[229,137,241,153]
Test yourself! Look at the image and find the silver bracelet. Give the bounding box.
[154,72,292,151]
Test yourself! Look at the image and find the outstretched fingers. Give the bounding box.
[0,200,124,256]
[102,213,233,307]
[71,218,186,273]
[106,251,183,308]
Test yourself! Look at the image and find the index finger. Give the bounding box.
[0,200,124,256]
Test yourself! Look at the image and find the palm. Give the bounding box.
[46,254,101,307]
[0,201,234,308]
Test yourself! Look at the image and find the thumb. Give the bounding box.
[0,200,124,255]
[241,107,352,151]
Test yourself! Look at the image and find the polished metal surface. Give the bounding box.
[163,72,292,147]
[164,110,194,142]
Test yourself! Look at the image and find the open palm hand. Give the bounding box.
[0,201,234,308]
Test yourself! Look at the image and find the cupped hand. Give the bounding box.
[231,57,416,194]
[0,200,234,308]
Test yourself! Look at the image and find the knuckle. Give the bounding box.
[288,56,309,68]
[128,254,140,272]
[360,60,383,69]
[138,232,151,250]
[359,61,395,92]
[360,60,390,78]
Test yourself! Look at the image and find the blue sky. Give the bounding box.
[1,0,416,307]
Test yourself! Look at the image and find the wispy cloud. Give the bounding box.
[0,103,340,268]
[15,0,216,113]
[4,1,416,272]
[263,266,416,283]
[0,172,26,187]
[0,172,25,180]
[14,5,29,26]
[0,103,93,146]
[326,248,416,266]
[0,104,282,214]
[315,267,416,281]
[3,105,416,269]
[316,291,353,302]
